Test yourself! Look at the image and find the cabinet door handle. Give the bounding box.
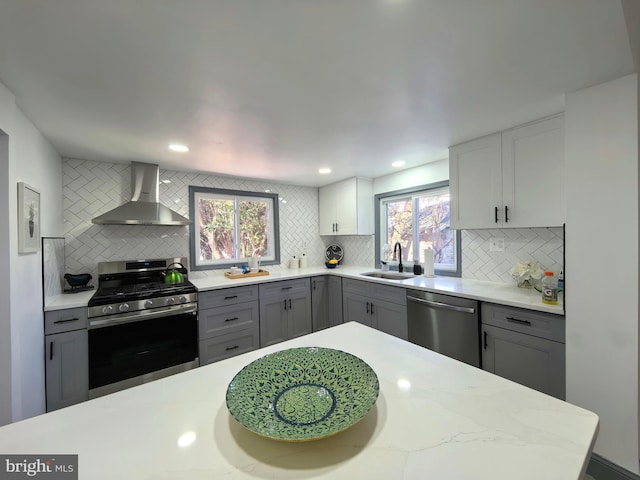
[335,223,338,232]
[284,299,287,311]
[366,302,369,314]
[370,303,374,316]
[49,341,54,360]
[289,299,292,310]
[494,206,499,223]
[504,206,509,223]
[224,295,238,300]
[53,317,79,324]
[332,223,336,232]
[313,280,316,290]
[225,345,239,351]
[225,317,239,322]
[506,316,531,326]
[483,331,488,350]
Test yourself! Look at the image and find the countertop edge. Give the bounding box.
[43,267,564,316]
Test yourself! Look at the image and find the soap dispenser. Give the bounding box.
[413,260,422,275]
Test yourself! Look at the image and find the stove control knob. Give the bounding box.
[119,303,130,313]
[102,305,113,315]
[144,300,153,309]
[179,295,188,304]
[166,297,176,306]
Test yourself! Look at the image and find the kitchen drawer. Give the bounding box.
[259,278,310,299]
[198,285,258,310]
[481,303,565,343]
[45,307,88,335]
[343,279,406,306]
[199,328,259,365]
[370,283,406,306]
[199,301,259,340]
[342,279,371,297]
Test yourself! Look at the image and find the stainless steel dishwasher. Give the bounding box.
[406,290,480,367]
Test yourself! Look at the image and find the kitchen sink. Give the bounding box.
[360,271,415,280]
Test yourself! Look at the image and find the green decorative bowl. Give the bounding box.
[226,347,379,442]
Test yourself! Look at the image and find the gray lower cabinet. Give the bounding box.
[259,279,312,347]
[481,303,565,399]
[328,276,343,327]
[198,285,260,365]
[342,279,407,340]
[311,276,343,331]
[311,276,329,331]
[44,307,89,412]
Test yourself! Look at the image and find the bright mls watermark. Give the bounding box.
[0,455,77,479]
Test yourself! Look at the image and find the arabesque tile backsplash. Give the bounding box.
[62,158,562,284]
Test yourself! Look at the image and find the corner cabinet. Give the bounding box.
[311,275,344,331]
[449,115,564,229]
[259,279,312,347]
[319,177,373,235]
[481,303,565,400]
[45,307,89,412]
[198,285,260,365]
[342,279,407,340]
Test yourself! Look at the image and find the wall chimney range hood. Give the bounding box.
[92,162,191,226]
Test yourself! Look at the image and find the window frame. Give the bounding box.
[374,181,461,277]
[189,186,280,271]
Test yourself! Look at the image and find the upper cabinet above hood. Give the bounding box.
[92,162,191,226]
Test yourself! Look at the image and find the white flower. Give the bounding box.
[509,261,545,282]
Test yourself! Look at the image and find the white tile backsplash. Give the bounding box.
[462,227,564,284]
[63,159,325,279]
[42,237,65,302]
[63,159,563,284]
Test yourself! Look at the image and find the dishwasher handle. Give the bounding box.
[406,295,476,314]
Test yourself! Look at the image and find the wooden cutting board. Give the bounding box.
[224,269,270,279]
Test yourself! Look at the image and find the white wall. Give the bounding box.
[372,159,449,195]
[565,73,639,473]
[0,80,63,424]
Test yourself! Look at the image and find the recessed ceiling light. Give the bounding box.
[168,143,189,153]
[318,168,332,174]
[392,161,406,168]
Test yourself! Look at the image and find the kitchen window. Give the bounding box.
[375,181,461,276]
[189,186,280,270]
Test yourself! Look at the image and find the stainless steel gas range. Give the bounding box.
[87,257,198,398]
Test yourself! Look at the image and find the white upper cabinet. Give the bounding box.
[319,177,373,235]
[449,115,565,229]
[449,133,502,229]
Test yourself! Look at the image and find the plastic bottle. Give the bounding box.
[541,271,558,305]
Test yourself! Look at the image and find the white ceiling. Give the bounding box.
[0,0,635,187]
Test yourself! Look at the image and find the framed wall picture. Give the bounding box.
[18,182,40,254]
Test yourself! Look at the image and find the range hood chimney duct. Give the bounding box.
[91,162,190,226]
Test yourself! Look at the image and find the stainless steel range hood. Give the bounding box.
[92,162,191,226]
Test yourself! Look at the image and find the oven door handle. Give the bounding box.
[89,304,197,329]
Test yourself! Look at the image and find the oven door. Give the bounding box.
[88,309,198,399]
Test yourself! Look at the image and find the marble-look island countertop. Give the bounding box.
[0,323,596,479]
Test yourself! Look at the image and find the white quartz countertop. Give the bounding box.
[44,266,564,315]
[0,322,597,479]
[190,266,564,315]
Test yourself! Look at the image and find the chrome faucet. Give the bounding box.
[393,242,403,272]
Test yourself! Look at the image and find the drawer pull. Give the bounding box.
[281,286,293,291]
[224,295,238,300]
[225,317,239,322]
[53,317,79,324]
[506,316,531,326]
[225,345,239,351]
